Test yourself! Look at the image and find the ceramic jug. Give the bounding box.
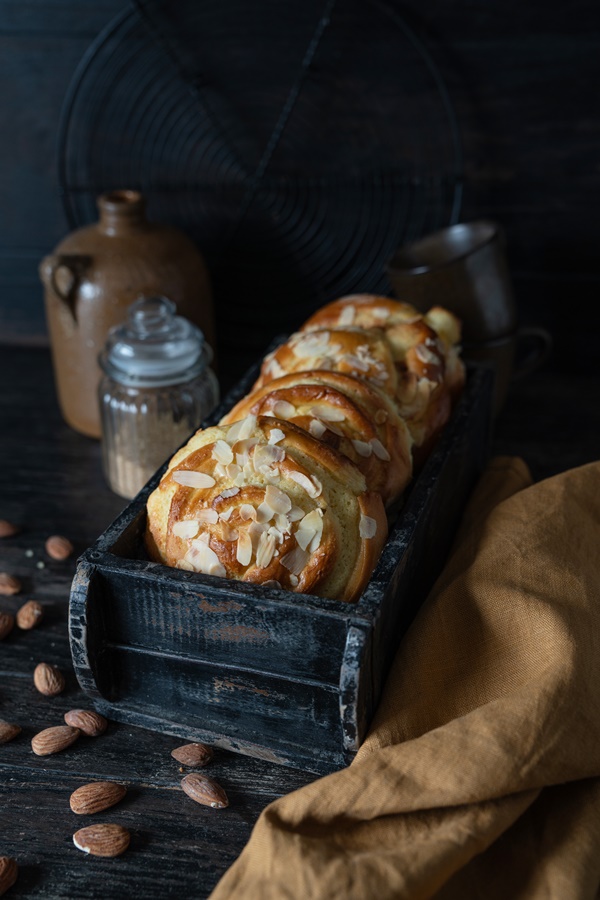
[40,190,215,438]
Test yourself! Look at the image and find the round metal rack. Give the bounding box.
[57,0,463,371]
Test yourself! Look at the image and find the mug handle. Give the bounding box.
[39,254,91,323]
[512,326,553,381]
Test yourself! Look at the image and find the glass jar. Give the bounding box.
[98,296,219,499]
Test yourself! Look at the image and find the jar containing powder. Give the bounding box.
[98,296,219,499]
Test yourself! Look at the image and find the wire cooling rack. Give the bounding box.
[57,0,463,374]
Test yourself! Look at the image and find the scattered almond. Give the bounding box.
[64,709,107,737]
[70,781,127,815]
[0,611,15,640]
[73,823,130,857]
[181,772,228,809]
[0,520,19,538]
[0,573,21,596]
[0,857,18,895]
[33,662,65,696]
[45,535,74,561]
[171,742,214,767]
[0,721,22,744]
[16,600,44,630]
[31,725,80,756]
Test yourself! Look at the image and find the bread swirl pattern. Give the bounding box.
[146,415,387,603]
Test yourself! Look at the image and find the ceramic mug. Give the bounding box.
[386,220,552,414]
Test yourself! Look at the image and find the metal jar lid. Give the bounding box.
[99,296,213,387]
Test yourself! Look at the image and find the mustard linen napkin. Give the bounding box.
[210,457,600,900]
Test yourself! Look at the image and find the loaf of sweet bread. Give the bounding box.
[145,293,465,602]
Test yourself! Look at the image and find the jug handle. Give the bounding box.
[39,254,90,323]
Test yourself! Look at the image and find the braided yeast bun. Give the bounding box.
[145,414,387,603]
[253,328,398,397]
[220,370,412,508]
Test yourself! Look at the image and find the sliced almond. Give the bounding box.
[281,545,309,576]
[264,484,292,515]
[212,440,234,465]
[308,418,327,438]
[272,400,296,419]
[370,438,391,461]
[236,530,253,566]
[181,772,228,809]
[239,504,257,522]
[256,500,275,524]
[352,439,373,458]
[337,304,355,326]
[268,428,285,444]
[289,471,322,499]
[187,540,226,577]
[225,415,257,444]
[255,531,277,568]
[359,515,378,539]
[218,487,240,499]
[308,404,346,422]
[248,521,267,552]
[172,520,200,539]
[172,471,216,489]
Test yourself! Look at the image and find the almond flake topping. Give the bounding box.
[254,443,285,472]
[218,487,240,499]
[172,520,200,539]
[372,307,391,320]
[308,404,346,422]
[256,531,277,568]
[219,522,239,542]
[248,521,267,551]
[197,508,219,524]
[374,409,389,424]
[212,440,234,465]
[236,530,253,566]
[176,559,195,571]
[265,484,292,514]
[226,415,257,444]
[272,400,296,419]
[352,439,373,458]
[268,428,285,444]
[309,419,327,439]
[338,304,355,326]
[289,471,322,499]
[295,508,324,552]
[359,515,378,539]
[414,344,441,365]
[288,506,305,522]
[370,438,391,461]
[172,471,216,489]
[226,463,242,480]
[256,501,275,523]
[291,331,331,359]
[186,540,226,577]
[219,507,233,521]
[289,574,299,587]
[239,504,257,522]
[274,513,291,534]
[281,546,310,576]
[266,356,286,379]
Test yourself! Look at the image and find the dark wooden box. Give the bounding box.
[69,362,493,775]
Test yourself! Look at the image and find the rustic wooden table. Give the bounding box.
[1,344,599,898]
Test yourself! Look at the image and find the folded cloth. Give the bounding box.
[210,457,600,900]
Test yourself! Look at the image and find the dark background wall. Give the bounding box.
[1,0,599,378]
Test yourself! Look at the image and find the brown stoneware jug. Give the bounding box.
[40,190,215,438]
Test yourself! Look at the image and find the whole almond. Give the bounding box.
[73,823,130,857]
[16,600,44,630]
[0,611,15,640]
[0,857,18,895]
[171,742,214,767]
[0,720,22,744]
[0,573,21,596]
[33,662,65,696]
[70,781,127,815]
[45,535,74,561]
[0,520,19,538]
[64,709,107,737]
[31,725,80,756]
[181,772,228,809]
